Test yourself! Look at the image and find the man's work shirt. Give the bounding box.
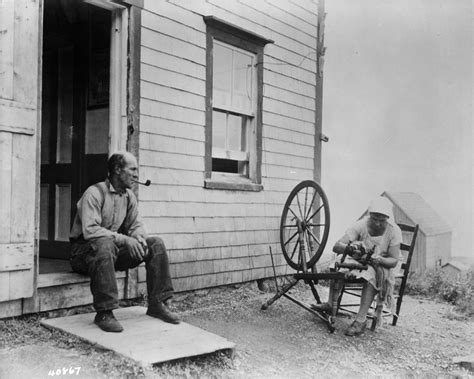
[70,179,147,245]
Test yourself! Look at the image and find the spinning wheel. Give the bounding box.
[280,180,330,271]
[264,181,419,334]
[263,180,339,332]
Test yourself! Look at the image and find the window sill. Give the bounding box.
[204,174,263,192]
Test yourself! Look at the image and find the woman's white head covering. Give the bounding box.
[368,196,395,225]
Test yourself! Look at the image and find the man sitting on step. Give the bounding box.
[69,151,180,332]
[312,196,402,336]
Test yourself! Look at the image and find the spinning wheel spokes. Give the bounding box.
[280,180,330,271]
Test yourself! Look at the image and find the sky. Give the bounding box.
[321,0,472,258]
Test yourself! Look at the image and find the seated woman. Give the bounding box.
[312,196,402,336]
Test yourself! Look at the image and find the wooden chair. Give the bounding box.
[337,223,419,329]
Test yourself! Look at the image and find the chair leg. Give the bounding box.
[392,314,399,326]
[392,296,403,326]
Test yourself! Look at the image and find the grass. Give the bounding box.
[405,269,474,317]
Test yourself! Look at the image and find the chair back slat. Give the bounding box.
[398,223,416,233]
[400,242,410,251]
[400,223,419,272]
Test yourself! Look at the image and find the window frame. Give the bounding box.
[203,16,272,192]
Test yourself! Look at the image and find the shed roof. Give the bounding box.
[442,260,470,272]
[382,192,452,236]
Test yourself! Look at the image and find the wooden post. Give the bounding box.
[125,4,142,300]
[314,0,326,185]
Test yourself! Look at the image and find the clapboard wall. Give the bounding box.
[137,0,320,292]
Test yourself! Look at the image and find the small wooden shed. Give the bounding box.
[441,260,470,279]
[382,192,452,274]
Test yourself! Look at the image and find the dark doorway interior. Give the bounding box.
[40,0,111,265]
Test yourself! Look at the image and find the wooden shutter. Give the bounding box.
[0,0,40,301]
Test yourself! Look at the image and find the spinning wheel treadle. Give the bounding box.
[280,180,330,270]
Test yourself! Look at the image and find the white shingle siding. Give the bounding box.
[139,0,320,291]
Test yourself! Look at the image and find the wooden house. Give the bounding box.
[382,192,452,274]
[0,0,326,317]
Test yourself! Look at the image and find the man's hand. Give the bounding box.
[136,235,149,258]
[124,236,146,261]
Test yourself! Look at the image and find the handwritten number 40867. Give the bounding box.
[48,367,81,376]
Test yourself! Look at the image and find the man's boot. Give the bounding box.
[94,310,123,332]
[147,302,180,324]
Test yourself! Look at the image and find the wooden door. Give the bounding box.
[39,2,110,259]
[40,45,79,258]
[0,0,40,304]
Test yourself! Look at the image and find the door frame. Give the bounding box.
[24,0,142,315]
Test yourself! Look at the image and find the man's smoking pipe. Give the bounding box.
[133,179,151,186]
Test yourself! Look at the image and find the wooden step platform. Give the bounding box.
[40,306,235,366]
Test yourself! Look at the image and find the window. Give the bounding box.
[204,16,273,191]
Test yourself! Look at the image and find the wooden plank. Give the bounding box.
[141,46,205,79]
[0,299,22,318]
[8,269,33,300]
[141,133,204,155]
[0,272,10,301]
[141,80,204,109]
[11,134,36,242]
[0,0,15,100]
[263,98,315,122]
[38,278,126,312]
[263,111,314,135]
[140,98,205,125]
[38,270,126,288]
[13,0,39,105]
[238,0,316,47]
[0,243,34,271]
[0,100,36,135]
[265,0,318,30]
[264,137,314,158]
[139,120,204,142]
[264,84,315,110]
[141,64,205,96]
[0,132,12,243]
[145,0,205,31]
[40,306,235,365]
[206,0,313,59]
[142,10,205,47]
[141,28,205,65]
[264,70,315,98]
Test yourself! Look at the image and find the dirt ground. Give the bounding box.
[1,280,473,378]
[176,281,473,378]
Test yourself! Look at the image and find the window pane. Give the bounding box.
[41,52,53,164]
[86,108,109,154]
[227,114,242,151]
[213,42,232,108]
[233,50,253,112]
[40,184,49,240]
[55,184,71,241]
[212,111,226,149]
[56,46,74,164]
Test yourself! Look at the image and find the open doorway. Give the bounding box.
[39,1,113,273]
